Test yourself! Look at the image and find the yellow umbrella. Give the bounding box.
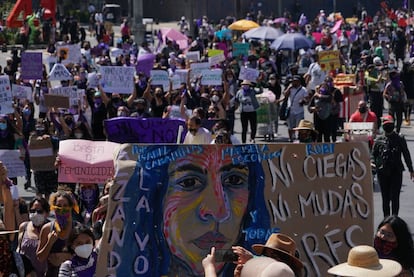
[228,19,260,31]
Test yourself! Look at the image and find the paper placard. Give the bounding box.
[21,52,43,80]
[200,69,223,86]
[28,136,56,171]
[87,72,99,88]
[58,139,119,184]
[12,85,33,101]
[0,75,14,114]
[186,51,200,62]
[233,43,250,57]
[49,86,81,106]
[48,63,73,81]
[136,54,155,77]
[44,94,70,108]
[318,50,341,71]
[190,62,210,80]
[0,150,25,177]
[56,44,82,65]
[238,67,260,82]
[208,53,226,66]
[99,66,135,94]
[174,69,189,84]
[171,75,182,90]
[150,70,170,91]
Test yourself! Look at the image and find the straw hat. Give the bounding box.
[327,245,402,277]
[241,80,253,86]
[241,256,295,277]
[293,120,317,132]
[252,233,304,273]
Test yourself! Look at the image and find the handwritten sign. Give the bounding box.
[174,69,189,84]
[150,70,170,91]
[49,86,80,106]
[190,62,210,80]
[238,67,260,82]
[186,51,200,62]
[0,150,25,178]
[208,53,226,66]
[48,63,73,81]
[0,76,14,114]
[58,139,119,184]
[170,75,182,90]
[97,143,373,277]
[99,66,135,94]
[233,42,250,57]
[56,44,82,65]
[87,72,99,88]
[12,85,33,101]
[318,50,341,71]
[28,136,56,171]
[104,117,186,143]
[21,52,43,80]
[200,69,223,86]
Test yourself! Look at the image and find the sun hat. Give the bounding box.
[327,245,402,277]
[382,115,394,125]
[241,256,295,277]
[252,233,304,273]
[293,120,317,132]
[241,80,253,86]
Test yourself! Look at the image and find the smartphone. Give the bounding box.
[214,249,238,263]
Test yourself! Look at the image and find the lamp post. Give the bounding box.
[131,0,145,45]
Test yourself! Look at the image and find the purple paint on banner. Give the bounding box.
[104,117,187,143]
[21,52,43,80]
[136,54,156,77]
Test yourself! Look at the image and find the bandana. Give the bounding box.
[71,251,98,277]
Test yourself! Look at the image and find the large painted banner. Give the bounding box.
[97,143,373,277]
[104,117,187,143]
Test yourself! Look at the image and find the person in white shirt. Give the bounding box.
[183,116,212,144]
[304,54,326,94]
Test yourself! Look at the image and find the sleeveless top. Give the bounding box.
[19,223,47,277]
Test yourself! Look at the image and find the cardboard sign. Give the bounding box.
[104,117,186,143]
[238,67,260,82]
[0,150,25,177]
[190,62,210,80]
[58,139,119,184]
[87,72,99,88]
[21,52,43,80]
[49,86,79,106]
[318,50,341,71]
[48,63,73,81]
[208,53,226,66]
[186,51,200,62]
[99,66,135,94]
[56,44,82,65]
[97,143,373,277]
[136,54,155,78]
[0,75,14,114]
[28,136,56,171]
[200,69,223,86]
[233,42,250,57]
[150,70,170,91]
[12,85,33,101]
[44,94,70,108]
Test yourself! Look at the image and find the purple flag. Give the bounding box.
[136,54,156,77]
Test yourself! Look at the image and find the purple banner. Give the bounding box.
[104,117,186,143]
[136,54,156,77]
[21,52,43,80]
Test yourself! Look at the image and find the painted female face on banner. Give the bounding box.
[164,146,249,275]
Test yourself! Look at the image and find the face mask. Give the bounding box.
[74,132,83,139]
[374,236,398,258]
[358,106,367,113]
[383,124,394,134]
[0,122,7,131]
[54,206,72,228]
[388,64,395,69]
[211,95,220,103]
[29,213,46,226]
[117,111,128,117]
[189,128,197,135]
[74,244,94,259]
[242,85,250,91]
[23,108,31,117]
[65,118,73,126]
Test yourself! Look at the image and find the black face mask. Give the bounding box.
[383,124,394,134]
[189,128,197,135]
[65,118,73,126]
[358,106,367,113]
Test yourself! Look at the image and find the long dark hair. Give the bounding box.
[377,215,414,269]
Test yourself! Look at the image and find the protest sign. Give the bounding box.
[28,136,56,171]
[49,86,80,106]
[233,42,250,57]
[56,44,82,65]
[136,54,156,77]
[99,66,135,94]
[170,75,182,90]
[87,72,99,88]
[190,62,210,80]
[12,85,33,101]
[208,49,224,57]
[58,139,119,184]
[48,63,73,81]
[150,70,170,91]
[174,69,189,84]
[97,142,373,277]
[186,51,200,62]
[21,52,43,80]
[318,50,341,71]
[44,94,70,108]
[238,67,260,82]
[0,75,14,114]
[200,69,223,86]
[0,150,25,178]
[104,117,186,143]
[208,53,226,66]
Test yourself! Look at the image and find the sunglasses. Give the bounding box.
[29,209,44,214]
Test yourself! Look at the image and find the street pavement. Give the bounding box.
[1,22,413,236]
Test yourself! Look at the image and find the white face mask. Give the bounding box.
[29,213,45,227]
[74,244,93,259]
[211,95,220,103]
[74,133,83,139]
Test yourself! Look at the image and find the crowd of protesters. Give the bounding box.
[1,2,414,276]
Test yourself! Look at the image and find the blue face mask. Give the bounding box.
[0,122,7,131]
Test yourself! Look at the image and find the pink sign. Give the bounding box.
[58,139,119,184]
